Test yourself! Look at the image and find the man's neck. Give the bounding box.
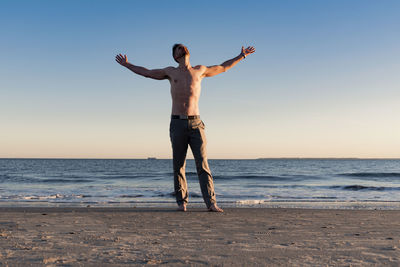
[178,57,191,69]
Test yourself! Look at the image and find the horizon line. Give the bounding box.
[1,157,400,160]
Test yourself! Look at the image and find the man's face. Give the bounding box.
[173,45,189,62]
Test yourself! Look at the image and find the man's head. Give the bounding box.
[172,43,190,63]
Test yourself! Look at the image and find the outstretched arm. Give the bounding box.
[203,46,255,77]
[115,54,170,80]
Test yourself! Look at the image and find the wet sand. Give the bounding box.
[0,207,399,266]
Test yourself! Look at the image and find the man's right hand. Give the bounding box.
[115,54,129,67]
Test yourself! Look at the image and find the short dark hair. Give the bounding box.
[172,43,189,63]
[172,43,182,63]
[172,43,181,56]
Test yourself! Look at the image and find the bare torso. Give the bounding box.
[166,65,205,116]
[116,45,255,118]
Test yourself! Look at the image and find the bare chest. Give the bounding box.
[169,69,203,95]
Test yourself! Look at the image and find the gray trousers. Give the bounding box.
[169,117,216,208]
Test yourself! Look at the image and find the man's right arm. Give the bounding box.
[115,54,171,80]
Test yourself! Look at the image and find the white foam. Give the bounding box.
[22,194,64,200]
[235,199,270,205]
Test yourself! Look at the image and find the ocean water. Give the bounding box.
[0,158,400,209]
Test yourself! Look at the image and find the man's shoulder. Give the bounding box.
[163,66,175,71]
[193,65,206,70]
[162,66,176,76]
[193,65,207,76]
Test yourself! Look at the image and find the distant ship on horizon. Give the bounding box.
[147,157,157,160]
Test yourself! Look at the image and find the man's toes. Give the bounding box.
[208,205,223,212]
[177,205,187,211]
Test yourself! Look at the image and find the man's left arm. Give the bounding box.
[203,46,255,77]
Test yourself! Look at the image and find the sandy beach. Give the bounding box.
[0,207,399,266]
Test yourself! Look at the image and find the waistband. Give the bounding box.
[171,115,200,120]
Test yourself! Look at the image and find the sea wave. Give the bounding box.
[0,193,90,201]
[119,194,145,198]
[0,174,33,183]
[98,174,161,180]
[235,199,270,205]
[330,185,400,191]
[40,178,93,183]
[214,174,316,181]
[340,172,400,178]
[156,192,203,198]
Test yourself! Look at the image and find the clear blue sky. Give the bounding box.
[1,0,399,158]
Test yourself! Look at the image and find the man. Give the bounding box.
[115,44,255,212]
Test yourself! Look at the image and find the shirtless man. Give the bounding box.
[115,44,255,212]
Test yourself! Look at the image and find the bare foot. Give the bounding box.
[177,204,187,212]
[208,203,223,212]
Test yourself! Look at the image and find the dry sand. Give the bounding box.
[0,207,399,266]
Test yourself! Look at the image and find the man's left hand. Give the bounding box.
[241,46,256,57]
